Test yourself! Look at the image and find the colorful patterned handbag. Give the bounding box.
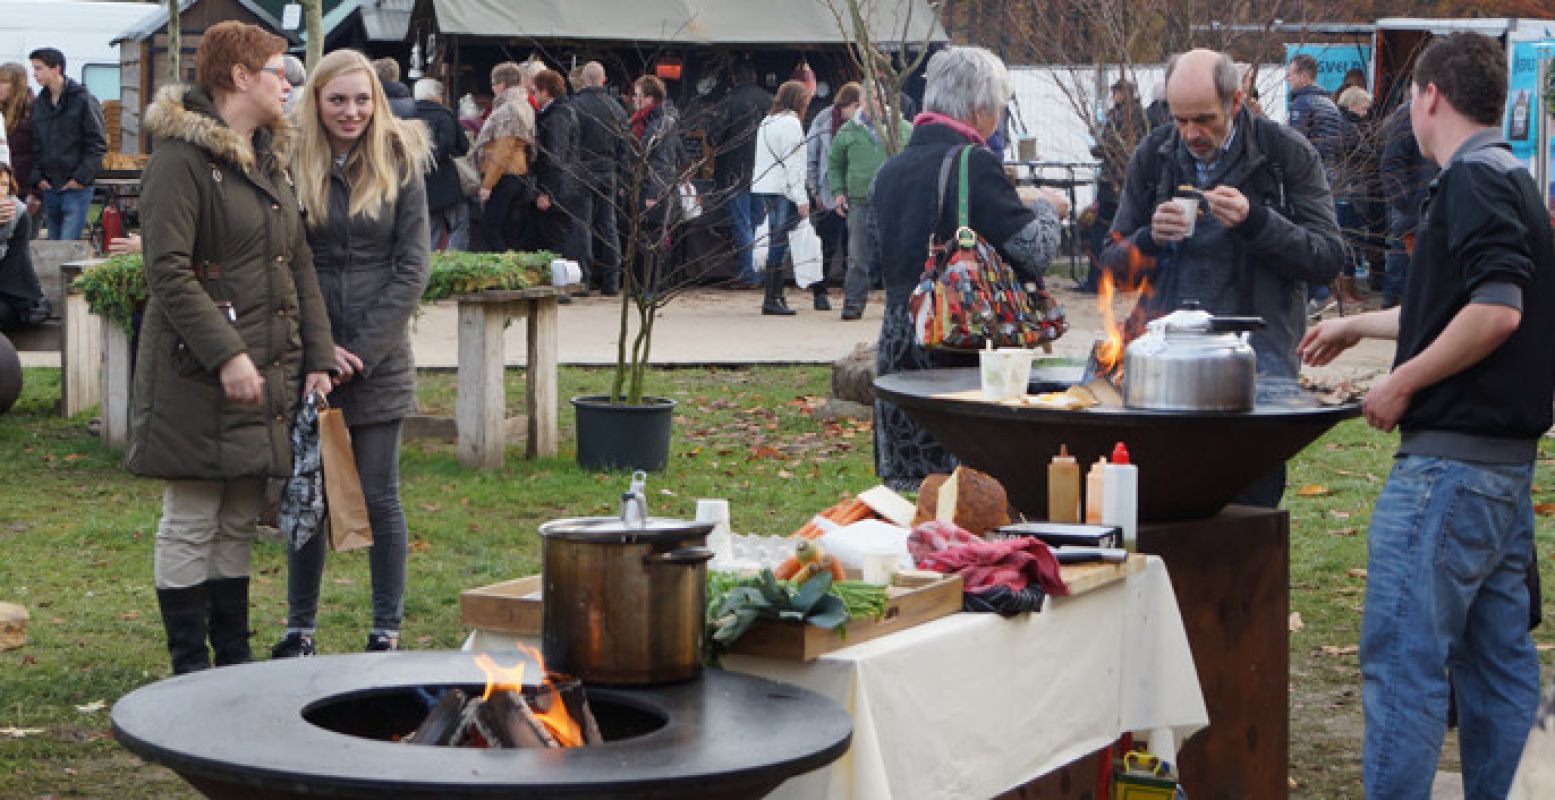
[909,146,1066,351]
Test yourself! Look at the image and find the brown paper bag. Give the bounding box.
[319,405,373,552]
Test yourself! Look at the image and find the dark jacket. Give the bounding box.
[305,124,432,428]
[1091,99,1147,210]
[6,111,37,200]
[570,85,628,183]
[534,97,581,206]
[382,80,417,119]
[413,98,469,213]
[1395,132,1555,457]
[1287,84,1343,174]
[1380,102,1438,237]
[127,85,335,480]
[709,83,771,190]
[634,103,682,206]
[1145,99,1171,131]
[870,122,1063,309]
[1105,106,1346,379]
[1334,108,1381,204]
[29,77,106,189]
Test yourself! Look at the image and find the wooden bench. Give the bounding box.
[450,288,564,469]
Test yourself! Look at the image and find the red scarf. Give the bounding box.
[913,112,986,145]
[630,104,655,140]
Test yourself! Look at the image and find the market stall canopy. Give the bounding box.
[419,0,948,45]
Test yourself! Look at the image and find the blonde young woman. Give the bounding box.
[272,49,431,657]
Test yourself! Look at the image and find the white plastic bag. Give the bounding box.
[789,217,824,288]
[816,519,914,572]
[678,182,702,219]
[750,219,770,272]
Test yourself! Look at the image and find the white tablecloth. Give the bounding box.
[465,555,1206,800]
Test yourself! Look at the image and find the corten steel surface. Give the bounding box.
[112,652,852,799]
[1138,507,1290,800]
[874,367,1359,521]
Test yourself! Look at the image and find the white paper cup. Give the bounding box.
[1175,197,1200,237]
[860,548,901,585]
[694,498,731,534]
[550,259,570,286]
[979,348,1033,401]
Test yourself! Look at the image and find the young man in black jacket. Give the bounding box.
[569,62,628,295]
[1299,33,1553,800]
[27,48,106,243]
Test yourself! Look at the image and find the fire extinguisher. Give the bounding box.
[100,201,124,254]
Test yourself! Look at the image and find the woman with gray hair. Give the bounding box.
[868,45,1068,490]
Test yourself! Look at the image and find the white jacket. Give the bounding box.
[751,111,808,208]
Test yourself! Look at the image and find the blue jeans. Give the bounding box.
[728,190,764,282]
[758,194,797,276]
[42,186,92,242]
[1362,455,1539,800]
[429,202,470,252]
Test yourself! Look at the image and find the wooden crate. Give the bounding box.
[726,570,963,660]
[460,574,543,636]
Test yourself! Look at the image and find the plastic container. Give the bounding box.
[1102,442,1139,546]
[1085,457,1107,524]
[1047,444,1080,523]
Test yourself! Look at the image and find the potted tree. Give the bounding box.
[566,80,734,473]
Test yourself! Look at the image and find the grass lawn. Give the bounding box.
[1,364,1552,799]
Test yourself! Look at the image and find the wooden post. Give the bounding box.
[101,320,133,451]
[59,264,102,418]
[456,300,506,469]
[526,298,559,458]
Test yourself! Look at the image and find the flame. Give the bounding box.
[474,653,525,702]
[1095,271,1125,371]
[1093,234,1158,377]
[472,647,584,748]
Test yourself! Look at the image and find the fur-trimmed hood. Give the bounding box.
[142,83,293,172]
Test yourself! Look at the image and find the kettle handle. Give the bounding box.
[1207,316,1266,332]
[643,546,715,566]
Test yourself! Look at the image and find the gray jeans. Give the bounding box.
[843,202,875,310]
[154,478,264,588]
[286,419,408,633]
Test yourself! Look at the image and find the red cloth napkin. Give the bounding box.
[911,522,1070,597]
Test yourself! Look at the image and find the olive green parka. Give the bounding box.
[126,85,335,480]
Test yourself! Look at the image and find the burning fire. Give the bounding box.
[1092,234,1156,377]
[474,647,584,747]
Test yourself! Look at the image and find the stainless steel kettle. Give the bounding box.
[1122,303,1265,411]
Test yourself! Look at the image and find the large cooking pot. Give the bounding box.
[540,494,714,685]
[1123,304,1265,411]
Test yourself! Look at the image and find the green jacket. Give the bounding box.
[827,114,912,204]
[126,85,335,480]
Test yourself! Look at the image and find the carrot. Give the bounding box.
[774,557,803,580]
[821,555,846,581]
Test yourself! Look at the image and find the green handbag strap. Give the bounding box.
[955,145,975,249]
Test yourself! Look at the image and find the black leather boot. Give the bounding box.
[206,576,252,667]
[156,584,211,675]
[812,283,831,311]
[761,268,794,316]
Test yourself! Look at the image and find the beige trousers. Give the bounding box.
[153,478,263,589]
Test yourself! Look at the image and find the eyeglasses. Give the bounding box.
[258,64,288,81]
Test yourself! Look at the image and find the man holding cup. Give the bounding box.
[1103,48,1345,505]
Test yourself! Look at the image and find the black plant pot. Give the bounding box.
[0,333,21,415]
[572,395,677,472]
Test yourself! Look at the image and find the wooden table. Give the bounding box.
[453,287,566,469]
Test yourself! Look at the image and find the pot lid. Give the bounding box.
[540,516,715,544]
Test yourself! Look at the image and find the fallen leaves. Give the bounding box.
[74,700,105,714]
[1534,503,1555,517]
[116,611,140,622]
[1321,644,1359,657]
[1295,484,1331,498]
[0,727,44,739]
[1289,612,1304,632]
[1346,568,1368,579]
[1330,527,1358,537]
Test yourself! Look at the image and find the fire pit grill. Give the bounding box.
[112,652,852,799]
[875,367,1360,521]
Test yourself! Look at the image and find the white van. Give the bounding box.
[0,0,158,102]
